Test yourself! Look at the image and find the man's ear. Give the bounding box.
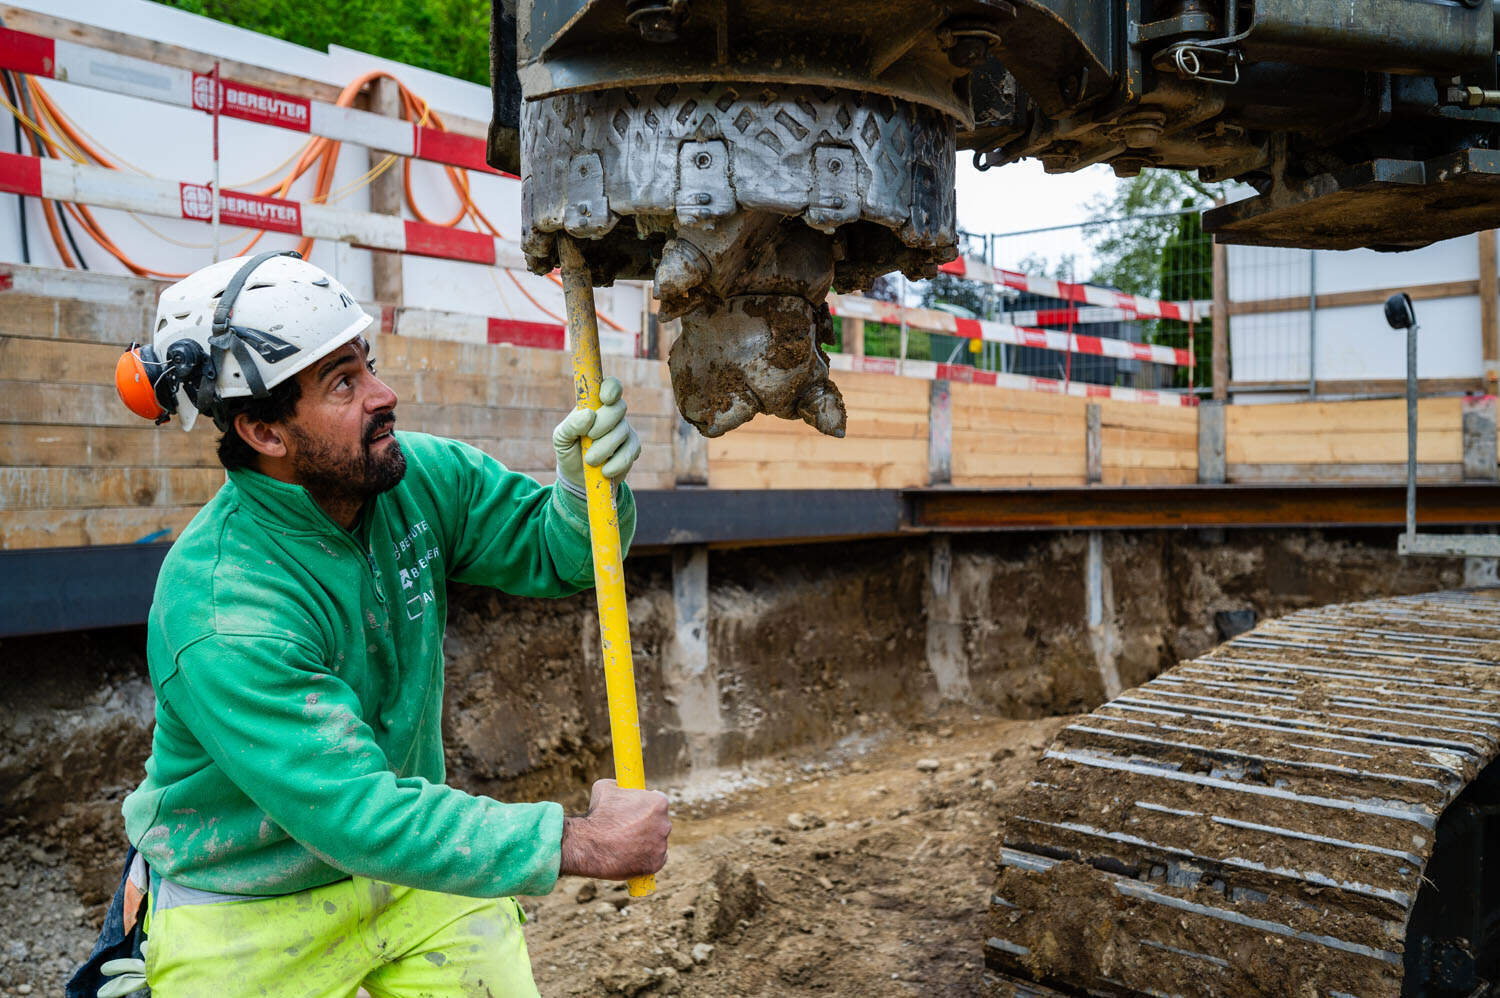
[233,412,289,459]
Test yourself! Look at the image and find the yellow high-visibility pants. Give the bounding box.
[144,876,540,998]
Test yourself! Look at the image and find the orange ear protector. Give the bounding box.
[114,339,211,425]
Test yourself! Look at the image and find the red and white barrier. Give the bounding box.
[0,151,527,267]
[827,353,1195,407]
[0,27,502,175]
[939,255,1208,323]
[392,308,638,356]
[828,293,1191,367]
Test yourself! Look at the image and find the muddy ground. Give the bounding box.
[0,710,1067,997]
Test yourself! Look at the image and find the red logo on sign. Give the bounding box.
[179,184,302,235]
[191,74,311,132]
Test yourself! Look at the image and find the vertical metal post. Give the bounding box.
[210,61,221,263]
[1211,210,1228,400]
[1307,249,1318,399]
[1407,322,1419,541]
[898,273,910,374]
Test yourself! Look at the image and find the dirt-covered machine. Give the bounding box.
[488,3,1500,994]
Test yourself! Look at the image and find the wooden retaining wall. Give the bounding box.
[1226,398,1466,484]
[3,266,1495,551]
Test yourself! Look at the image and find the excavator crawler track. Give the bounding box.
[988,590,1500,998]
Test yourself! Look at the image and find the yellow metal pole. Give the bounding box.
[557,235,655,898]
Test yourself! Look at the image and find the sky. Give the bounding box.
[952,158,1121,274]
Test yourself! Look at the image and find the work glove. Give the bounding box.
[554,376,641,496]
[98,939,148,997]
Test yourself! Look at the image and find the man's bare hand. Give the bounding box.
[559,779,671,881]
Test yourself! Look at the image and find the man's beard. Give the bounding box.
[287,412,407,511]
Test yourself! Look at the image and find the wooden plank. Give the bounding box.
[1226,279,1480,316]
[0,467,224,510]
[949,474,1088,488]
[706,460,926,490]
[1100,448,1198,471]
[1226,431,1463,465]
[0,382,143,428]
[722,413,927,440]
[1101,427,1198,451]
[1,505,202,549]
[1226,462,1465,485]
[954,433,1086,460]
[1212,229,1228,401]
[951,409,1082,435]
[1096,399,1198,433]
[0,295,153,344]
[1104,467,1197,486]
[0,337,125,385]
[1228,377,1485,397]
[952,451,1087,478]
[707,435,927,466]
[951,382,1085,415]
[1226,397,1462,435]
[0,423,219,467]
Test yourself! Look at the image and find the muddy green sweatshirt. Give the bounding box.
[121,430,635,898]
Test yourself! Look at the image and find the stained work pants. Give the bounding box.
[145,875,540,998]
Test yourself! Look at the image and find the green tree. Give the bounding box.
[919,271,987,317]
[153,0,491,85]
[1084,171,1224,390]
[1084,172,1223,297]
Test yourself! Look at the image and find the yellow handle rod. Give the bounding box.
[558,235,655,898]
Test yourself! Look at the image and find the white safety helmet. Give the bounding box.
[116,251,373,431]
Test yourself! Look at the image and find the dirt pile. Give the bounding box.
[522,714,1069,998]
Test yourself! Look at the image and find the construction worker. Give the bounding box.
[80,251,670,997]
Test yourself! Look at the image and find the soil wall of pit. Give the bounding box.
[0,528,1467,909]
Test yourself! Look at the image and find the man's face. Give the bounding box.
[282,337,406,501]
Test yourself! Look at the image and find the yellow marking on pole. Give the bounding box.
[558,235,655,898]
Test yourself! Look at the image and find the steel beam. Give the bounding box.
[0,542,170,638]
[905,484,1500,531]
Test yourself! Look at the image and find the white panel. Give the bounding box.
[1314,237,1477,295]
[53,39,192,106]
[1314,298,1482,381]
[309,103,414,155]
[301,205,404,249]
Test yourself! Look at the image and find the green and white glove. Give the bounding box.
[553,375,642,498]
[99,939,148,997]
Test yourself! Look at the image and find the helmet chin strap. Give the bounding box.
[203,250,303,409]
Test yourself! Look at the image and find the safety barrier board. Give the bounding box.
[940,255,1208,323]
[0,26,501,175]
[828,294,1192,367]
[0,151,526,267]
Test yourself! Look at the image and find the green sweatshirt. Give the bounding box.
[122,431,635,898]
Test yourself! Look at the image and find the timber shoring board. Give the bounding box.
[707,370,930,489]
[951,382,1089,487]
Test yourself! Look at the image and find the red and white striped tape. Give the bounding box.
[392,309,638,356]
[827,353,1195,407]
[939,255,1208,323]
[828,293,1191,367]
[0,151,527,267]
[0,27,502,175]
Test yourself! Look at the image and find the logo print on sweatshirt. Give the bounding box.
[394,521,439,621]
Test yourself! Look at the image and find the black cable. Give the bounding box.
[0,69,29,263]
[11,65,87,270]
